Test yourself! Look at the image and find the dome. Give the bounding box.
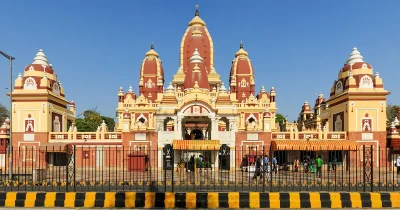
[32,49,50,66]
[189,48,204,63]
[188,5,206,26]
[341,47,373,73]
[24,49,55,74]
[145,43,159,57]
[235,42,248,57]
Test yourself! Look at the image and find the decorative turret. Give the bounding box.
[11,49,75,135]
[229,42,255,102]
[139,43,164,101]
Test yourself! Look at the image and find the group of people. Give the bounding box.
[248,155,329,179]
[293,155,327,178]
[249,155,277,180]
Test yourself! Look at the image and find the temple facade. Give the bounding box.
[0,6,396,171]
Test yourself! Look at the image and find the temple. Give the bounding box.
[0,5,397,172]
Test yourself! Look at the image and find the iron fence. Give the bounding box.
[0,145,399,192]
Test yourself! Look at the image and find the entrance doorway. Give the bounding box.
[219,144,230,170]
[46,152,68,166]
[182,116,211,140]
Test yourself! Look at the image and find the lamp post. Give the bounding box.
[0,50,15,179]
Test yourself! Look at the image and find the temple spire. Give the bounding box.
[240,41,243,49]
[150,42,154,49]
[195,4,199,16]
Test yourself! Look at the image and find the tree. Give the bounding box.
[102,116,115,132]
[275,113,287,131]
[387,103,400,125]
[75,108,115,132]
[0,103,9,123]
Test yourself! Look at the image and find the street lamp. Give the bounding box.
[0,50,15,179]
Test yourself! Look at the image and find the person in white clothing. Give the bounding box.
[397,156,400,175]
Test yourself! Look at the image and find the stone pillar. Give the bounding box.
[211,114,219,140]
[202,127,207,138]
[175,115,183,140]
[155,117,164,132]
[230,146,235,172]
[158,146,163,170]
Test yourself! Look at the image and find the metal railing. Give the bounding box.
[0,145,398,192]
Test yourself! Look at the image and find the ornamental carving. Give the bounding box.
[145,79,155,88]
[359,75,373,88]
[334,115,343,131]
[52,82,60,96]
[335,81,343,94]
[25,114,35,132]
[23,77,37,90]
[240,78,248,87]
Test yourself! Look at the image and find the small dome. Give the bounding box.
[145,43,159,57]
[32,49,50,66]
[188,4,206,26]
[346,47,364,65]
[235,42,248,57]
[189,48,203,63]
[219,82,227,93]
[192,63,201,72]
[25,49,55,74]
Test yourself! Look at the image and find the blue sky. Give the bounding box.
[0,1,399,122]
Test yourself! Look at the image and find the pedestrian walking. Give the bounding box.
[397,156,400,175]
[294,157,299,172]
[316,155,323,178]
[332,156,337,171]
[272,157,277,174]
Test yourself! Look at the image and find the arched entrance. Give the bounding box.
[219,144,230,170]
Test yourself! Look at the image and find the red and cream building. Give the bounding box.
[1,6,393,170]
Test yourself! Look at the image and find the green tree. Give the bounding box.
[275,113,287,131]
[0,103,9,123]
[102,116,115,132]
[75,108,115,132]
[387,103,400,125]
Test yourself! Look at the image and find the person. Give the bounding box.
[310,158,315,173]
[397,156,400,174]
[272,157,277,174]
[332,156,337,171]
[253,157,261,179]
[294,157,299,172]
[263,155,269,171]
[303,157,309,173]
[316,155,323,178]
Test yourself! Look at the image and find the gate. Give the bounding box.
[163,144,174,192]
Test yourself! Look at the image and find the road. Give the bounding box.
[0,208,394,210]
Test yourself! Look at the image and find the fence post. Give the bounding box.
[262,145,265,192]
[363,145,373,192]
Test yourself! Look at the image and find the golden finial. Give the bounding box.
[195,4,199,16]
[240,41,243,49]
[151,42,154,49]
